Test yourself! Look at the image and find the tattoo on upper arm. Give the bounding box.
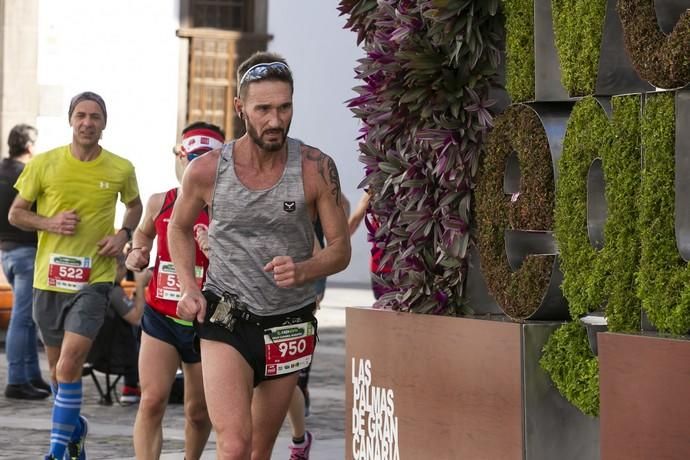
[305,146,342,205]
[326,156,342,206]
[305,148,326,182]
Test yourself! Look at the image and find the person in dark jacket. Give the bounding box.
[0,123,50,400]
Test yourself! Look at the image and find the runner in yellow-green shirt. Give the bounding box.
[9,91,143,460]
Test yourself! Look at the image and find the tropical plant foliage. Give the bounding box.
[339,0,503,313]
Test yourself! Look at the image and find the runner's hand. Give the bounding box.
[125,246,150,272]
[264,255,299,288]
[194,224,210,256]
[49,209,80,235]
[177,289,207,323]
[97,230,128,257]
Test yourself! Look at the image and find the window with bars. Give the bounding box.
[187,37,235,135]
[181,0,267,139]
[191,0,249,31]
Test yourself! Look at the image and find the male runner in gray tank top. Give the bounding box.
[168,51,351,460]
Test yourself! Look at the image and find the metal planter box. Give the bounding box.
[346,308,598,460]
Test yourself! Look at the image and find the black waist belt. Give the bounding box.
[208,292,262,331]
[207,291,316,333]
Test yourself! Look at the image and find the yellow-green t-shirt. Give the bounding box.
[14,145,139,292]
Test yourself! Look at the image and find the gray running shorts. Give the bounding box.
[33,283,112,347]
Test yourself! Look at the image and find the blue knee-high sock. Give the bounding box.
[48,381,82,458]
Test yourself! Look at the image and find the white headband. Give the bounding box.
[181,134,224,155]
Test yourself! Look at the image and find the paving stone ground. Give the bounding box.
[0,286,374,459]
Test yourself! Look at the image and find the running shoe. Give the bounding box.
[65,415,88,460]
[289,431,313,460]
[119,385,141,405]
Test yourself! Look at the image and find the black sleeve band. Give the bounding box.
[120,226,133,241]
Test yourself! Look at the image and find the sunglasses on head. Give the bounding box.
[239,62,291,86]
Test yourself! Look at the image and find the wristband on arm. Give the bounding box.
[119,226,133,241]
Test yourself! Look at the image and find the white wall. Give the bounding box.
[268,0,369,285]
[30,0,370,286]
[35,0,182,210]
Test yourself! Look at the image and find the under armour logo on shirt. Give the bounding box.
[99,181,110,189]
[283,201,296,212]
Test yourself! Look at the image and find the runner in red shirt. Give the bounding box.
[348,190,393,300]
[125,122,224,460]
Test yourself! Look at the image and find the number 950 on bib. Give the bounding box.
[264,321,316,377]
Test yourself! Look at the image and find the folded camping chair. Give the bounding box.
[83,305,138,405]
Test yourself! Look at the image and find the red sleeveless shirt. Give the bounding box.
[145,188,209,318]
[366,209,392,275]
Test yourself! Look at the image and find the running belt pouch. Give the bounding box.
[192,290,222,353]
[199,290,221,324]
[209,296,234,327]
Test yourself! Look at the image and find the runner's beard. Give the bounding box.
[247,120,290,152]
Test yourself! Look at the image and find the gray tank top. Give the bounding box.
[205,137,315,315]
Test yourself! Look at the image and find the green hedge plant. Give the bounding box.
[638,92,690,334]
[475,104,556,319]
[618,0,690,89]
[601,95,643,332]
[551,0,607,96]
[503,0,535,102]
[542,95,642,416]
[554,97,612,318]
[553,94,642,328]
[540,321,600,417]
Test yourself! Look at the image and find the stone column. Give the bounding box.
[0,0,39,157]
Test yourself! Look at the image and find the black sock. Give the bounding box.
[292,435,305,444]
